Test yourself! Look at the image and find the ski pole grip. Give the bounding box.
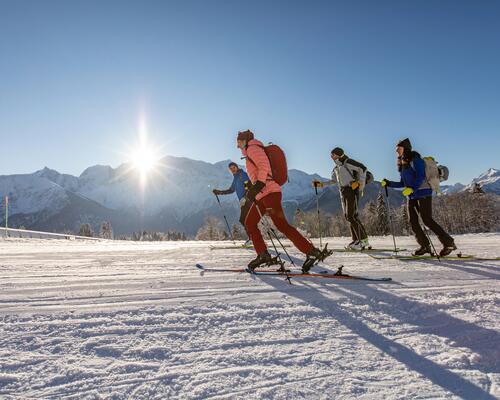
[215,193,221,204]
[384,186,389,197]
[314,185,318,196]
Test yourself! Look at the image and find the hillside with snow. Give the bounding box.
[0,234,499,399]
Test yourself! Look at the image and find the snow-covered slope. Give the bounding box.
[0,157,328,234]
[0,234,498,398]
[464,168,500,194]
[0,172,70,216]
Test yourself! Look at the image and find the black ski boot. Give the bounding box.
[247,251,277,272]
[439,242,457,257]
[302,245,333,273]
[413,246,432,256]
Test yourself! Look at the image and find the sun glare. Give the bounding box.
[131,146,158,175]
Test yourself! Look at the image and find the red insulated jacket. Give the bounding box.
[242,139,281,201]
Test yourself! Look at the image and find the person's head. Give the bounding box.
[236,129,254,150]
[396,138,412,157]
[330,147,344,161]
[228,162,239,175]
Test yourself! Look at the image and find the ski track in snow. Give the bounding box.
[0,234,499,399]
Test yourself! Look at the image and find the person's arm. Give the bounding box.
[213,177,236,195]
[346,159,367,191]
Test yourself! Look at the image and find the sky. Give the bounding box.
[0,0,499,184]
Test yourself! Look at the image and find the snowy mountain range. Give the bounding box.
[1,159,498,236]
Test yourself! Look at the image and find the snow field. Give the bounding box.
[0,234,499,399]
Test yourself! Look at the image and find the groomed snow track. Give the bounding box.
[0,234,499,399]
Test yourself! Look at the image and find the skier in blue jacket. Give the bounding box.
[213,162,250,201]
[213,162,250,239]
[381,138,456,256]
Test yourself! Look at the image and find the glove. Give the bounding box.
[402,187,414,197]
[312,180,324,188]
[381,179,389,188]
[213,189,222,195]
[351,181,360,190]
[246,180,265,202]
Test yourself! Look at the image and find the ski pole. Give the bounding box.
[214,193,235,243]
[256,204,296,268]
[384,186,398,253]
[314,185,323,248]
[254,205,291,283]
[414,206,440,261]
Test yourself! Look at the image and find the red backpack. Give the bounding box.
[247,143,288,186]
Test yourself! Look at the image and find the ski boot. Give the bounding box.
[346,240,359,250]
[302,244,333,273]
[439,242,457,257]
[247,251,279,272]
[346,240,357,250]
[360,238,371,250]
[413,246,432,256]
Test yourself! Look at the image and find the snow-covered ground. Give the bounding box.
[0,234,499,399]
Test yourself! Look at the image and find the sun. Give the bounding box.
[131,145,158,175]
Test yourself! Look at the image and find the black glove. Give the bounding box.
[213,189,222,195]
[246,181,265,202]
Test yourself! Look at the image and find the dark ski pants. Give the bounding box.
[408,196,454,247]
[243,192,313,255]
[341,187,368,242]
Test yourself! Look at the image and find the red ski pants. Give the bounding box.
[244,192,313,255]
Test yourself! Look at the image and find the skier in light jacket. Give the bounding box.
[313,147,370,250]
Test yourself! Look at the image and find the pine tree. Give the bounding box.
[78,223,94,237]
[376,192,390,235]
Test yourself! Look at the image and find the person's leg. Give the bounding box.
[353,191,368,241]
[343,188,363,241]
[408,199,429,247]
[244,201,266,254]
[341,190,357,241]
[418,197,454,246]
[263,192,313,255]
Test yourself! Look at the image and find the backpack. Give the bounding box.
[247,143,288,186]
[420,156,449,193]
[365,170,374,185]
[344,158,373,185]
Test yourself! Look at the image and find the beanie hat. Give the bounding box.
[331,147,344,157]
[396,138,412,151]
[237,129,254,142]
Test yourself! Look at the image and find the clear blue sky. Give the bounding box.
[0,0,499,184]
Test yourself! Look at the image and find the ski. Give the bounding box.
[367,253,500,261]
[196,264,391,282]
[209,244,291,251]
[331,247,407,253]
[195,263,289,273]
[249,270,392,282]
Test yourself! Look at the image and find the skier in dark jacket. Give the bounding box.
[381,138,456,256]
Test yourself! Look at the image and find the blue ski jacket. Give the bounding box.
[223,169,250,200]
[387,153,433,200]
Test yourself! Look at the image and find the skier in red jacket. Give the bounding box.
[237,130,331,272]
